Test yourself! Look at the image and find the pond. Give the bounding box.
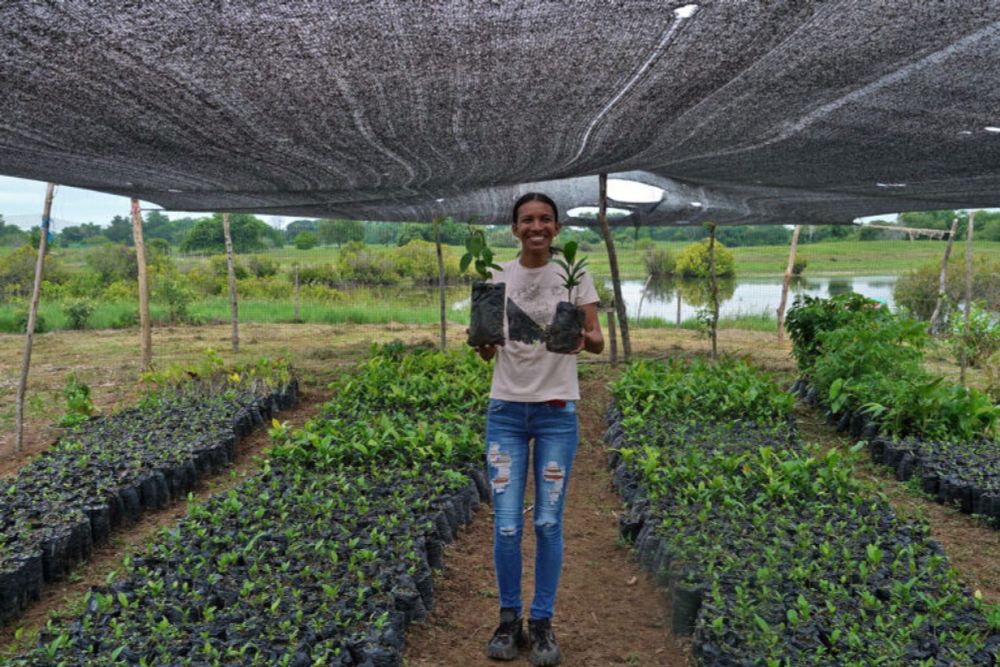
[450,275,897,323]
[616,275,898,323]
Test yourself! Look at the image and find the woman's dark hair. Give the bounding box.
[511,192,558,224]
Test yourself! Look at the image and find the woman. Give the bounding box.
[473,192,604,665]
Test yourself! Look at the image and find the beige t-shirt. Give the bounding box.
[489,258,599,402]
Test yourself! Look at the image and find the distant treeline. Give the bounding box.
[1,208,999,252]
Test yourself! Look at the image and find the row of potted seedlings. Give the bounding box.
[784,293,1000,528]
[9,345,492,666]
[607,358,1000,665]
[0,358,299,627]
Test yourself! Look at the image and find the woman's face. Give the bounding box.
[512,200,560,254]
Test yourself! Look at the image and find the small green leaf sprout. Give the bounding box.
[460,227,503,281]
[553,240,588,301]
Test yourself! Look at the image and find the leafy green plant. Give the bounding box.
[675,239,735,278]
[459,227,502,281]
[59,374,96,427]
[64,298,94,330]
[949,302,1000,367]
[553,240,588,301]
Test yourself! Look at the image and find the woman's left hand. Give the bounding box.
[570,326,602,355]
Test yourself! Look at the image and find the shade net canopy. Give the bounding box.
[2,1,1000,226]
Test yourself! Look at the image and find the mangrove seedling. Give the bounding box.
[546,240,588,353]
[463,227,506,347]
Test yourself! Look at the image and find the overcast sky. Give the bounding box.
[0,175,291,230]
[0,174,903,230]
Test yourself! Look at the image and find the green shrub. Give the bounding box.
[396,239,461,283]
[58,374,95,427]
[337,241,401,285]
[153,272,196,324]
[791,257,807,276]
[785,293,887,371]
[246,255,278,278]
[642,246,675,278]
[949,302,1000,367]
[102,279,138,301]
[14,308,47,333]
[208,255,248,280]
[64,298,95,330]
[894,256,1000,320]
[297,263,340,287]
[237,276,292,299]
[675,239,735,278]
[294,232,318,250]
[0,245,67,301]
[112,307,139,329]
[85,243,137,284]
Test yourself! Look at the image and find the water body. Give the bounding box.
[618,275,897,322]
[452,275,898,322]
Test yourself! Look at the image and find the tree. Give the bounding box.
[294,231,319,250]
[85,243,137,284]
[180,213,277,253]
[676,239,736,278]
[0,215,27,246]
[105,214,134,245]
[285,219,319,242]
[318,218,364,246]
[363,221,400,245]
[396,223,432,246]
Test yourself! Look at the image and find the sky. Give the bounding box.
[0,174,902,231]
[0,175,291,230]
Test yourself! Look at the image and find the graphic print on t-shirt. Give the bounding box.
[506,297,545,344]
[506,279,566,345]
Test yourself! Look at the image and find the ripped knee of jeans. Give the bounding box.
[496,523,521,540]
[533,515,561,536]
[488,442,512,494]
[541,461,566,503]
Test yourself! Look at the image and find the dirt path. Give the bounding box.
[0,386,331,654]
[404,376,691,667]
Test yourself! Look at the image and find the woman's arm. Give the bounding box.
[572,302,604,355]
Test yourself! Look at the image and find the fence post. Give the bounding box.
[130,199,152,369]
[14,182,55,453]
[928,217,959,334]
[222,213,239,353]
[776,224,801,342]
[708,222,718,360]
[960,210,975,386]
[597,174,631,360]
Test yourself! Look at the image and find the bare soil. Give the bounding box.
[404,375,692,667]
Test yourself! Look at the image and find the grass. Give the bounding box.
[33,238,1000,281]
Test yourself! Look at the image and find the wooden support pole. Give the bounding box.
[14,183,55,453]
[130,199,152,369]
[708,222,719,361]
[928,216,960,334]
[222,212,239,353]
[776,224,802,342]
[293,263,300,322]
[676,286,681,327]
[434,217,447,352]
[606,308,618,365]
[597,174,631,360]
[960,210,975,386]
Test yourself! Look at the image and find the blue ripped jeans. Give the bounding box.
[485,398,579,620]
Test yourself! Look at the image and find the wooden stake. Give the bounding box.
[222,212,239,353]
[708,223,719,360]
[293,263,300,322]
[14,182,55,453]
[776,224,802,342]
[676,286,681,327]
[434,217,447,352]
[960,210,975,386]
[606,308,618,365]
[130,199,152,369]
[597,174,631,360]
[928,217,959,334]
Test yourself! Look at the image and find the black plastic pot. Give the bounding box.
[545,301,584,353]
[467,282,505,347]
[671,580,704,636]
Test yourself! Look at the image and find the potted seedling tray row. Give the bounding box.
[9,346,494,665]
[869,435,1000,527]
[605,359,1000,665]
[0,370,298,626]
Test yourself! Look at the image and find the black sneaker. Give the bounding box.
[486,607,527,660]
[528,617,561,666]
